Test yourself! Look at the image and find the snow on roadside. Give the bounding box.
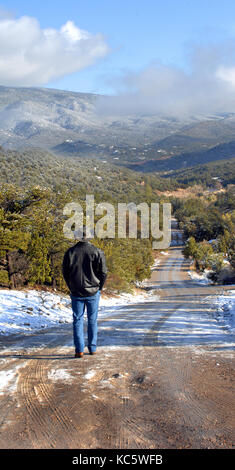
[0,289,72,336]
[187,269,213,284]
[0,362,27,395]
[0,288,154,336]
[211,290,235,333]
[188,268,235,332]
[0,369,18,395]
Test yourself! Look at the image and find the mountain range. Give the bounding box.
[1,85,235,172]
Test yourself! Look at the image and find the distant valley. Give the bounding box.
[1,85,235,172]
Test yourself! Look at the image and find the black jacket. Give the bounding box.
[62,241,108,297]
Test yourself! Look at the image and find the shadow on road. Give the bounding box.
[0,247,234,358]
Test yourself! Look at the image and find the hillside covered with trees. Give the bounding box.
[0,184,155,293]
[173,187,235,284]
[1,146,234,292]
[0,147,179,201]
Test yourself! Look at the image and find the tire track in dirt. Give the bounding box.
[158,345,235,446]
[0,358,28,439]
[149,248,234,445]
[114,372,153,449]
[34,357,79,439]
[119,400,153,448]
[18,359,56,448]
[17,351,83,448]
[95,250,191,449]
[91,358,155,449]
[187,354,235,438]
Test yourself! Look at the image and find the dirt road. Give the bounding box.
[0,247,234,449]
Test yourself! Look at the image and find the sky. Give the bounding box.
[1,0,235,115]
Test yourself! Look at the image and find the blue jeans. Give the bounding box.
[71,291,100,353]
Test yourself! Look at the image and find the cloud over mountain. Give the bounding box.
[0,15,110,86]
[97,41,235,117]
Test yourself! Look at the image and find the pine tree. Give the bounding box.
[0,188,30,288]
[183,237,198,259]
[27,233,51,284]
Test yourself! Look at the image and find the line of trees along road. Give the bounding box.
[173,187,235,284]
[0,185,154,293]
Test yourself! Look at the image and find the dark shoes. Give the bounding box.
[75,352,84,358]
[74,350,97,358]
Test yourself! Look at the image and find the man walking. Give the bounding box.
[62,235,108,358]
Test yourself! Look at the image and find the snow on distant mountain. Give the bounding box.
[1,86,235,171]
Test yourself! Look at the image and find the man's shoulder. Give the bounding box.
[65,241,105,257]
[73,241,101,253]
[64,242,83,257]
[85,243,106,259]
[89,243,105,258]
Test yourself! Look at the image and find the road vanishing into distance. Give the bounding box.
[0,246,234,449]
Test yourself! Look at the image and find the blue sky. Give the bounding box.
[1,0,235,94]
[1,1,235,115]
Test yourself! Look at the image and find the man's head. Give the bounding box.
[75,224,93,241]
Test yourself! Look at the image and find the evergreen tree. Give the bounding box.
[183,237,198,259]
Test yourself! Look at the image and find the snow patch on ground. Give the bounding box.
[0,362,26,395]
[84,370,97,380]
[187,269,213,284]
[0,370,18,395]
[0,285,234,358]
[0,289,72,335]
[0,288,154,336]
[211,290,235,333]
[48,368,74,383]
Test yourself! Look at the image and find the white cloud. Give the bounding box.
[216,65,235,87]
[97,42,235,117]
[0,15,110,86]
[60,20,90,42]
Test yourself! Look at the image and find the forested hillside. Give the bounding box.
[127,141,235,172]
[0,147,171,293]
[0,147,174,293]
[1,145,234,292]
[0,184,155,293]
[0,148,178,201]
[162,157,235,188]
[173,186,235,284]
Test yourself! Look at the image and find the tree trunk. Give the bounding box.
[6,250,16,289]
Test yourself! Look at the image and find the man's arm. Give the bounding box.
[97,250,108,291]
[62,250,71,288]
